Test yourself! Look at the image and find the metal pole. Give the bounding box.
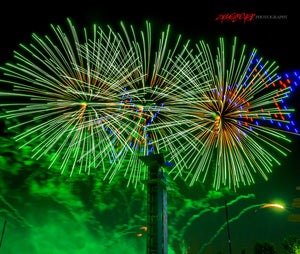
[0,220,6,249]
[225,201,232,254]
[139,153,168,254]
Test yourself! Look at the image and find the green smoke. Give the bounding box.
[0,123,147,253]
[0,117,259,253]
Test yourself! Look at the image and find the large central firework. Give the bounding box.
[0,20,298,190]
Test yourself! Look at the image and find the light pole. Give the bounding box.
[225,201,232,254]
[0,220,6,249]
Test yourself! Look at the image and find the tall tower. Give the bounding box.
[139,153,169,254]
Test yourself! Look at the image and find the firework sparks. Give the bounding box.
[199,203,267,253]
[0,20,298,190]
[136,226,147,237]
[178,194,256,240]
[0,19,143,177]
[83,21,210,186]
[1,19,208,188]
[167,37,299,190]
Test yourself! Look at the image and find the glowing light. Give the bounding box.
[260,204,285,209]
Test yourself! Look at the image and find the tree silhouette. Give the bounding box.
[254,241,276,254]
[281,235,300,254]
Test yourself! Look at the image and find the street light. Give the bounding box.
[224,202,285,254]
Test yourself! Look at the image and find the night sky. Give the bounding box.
[0,2,299,254]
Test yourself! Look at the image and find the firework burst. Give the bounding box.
[0,19,142,176]
[169,37,299,190]
[1,20,298,190]
[0,20,209,188]
[83,21,211,186]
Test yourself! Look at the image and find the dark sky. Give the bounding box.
[0,2,299,254]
